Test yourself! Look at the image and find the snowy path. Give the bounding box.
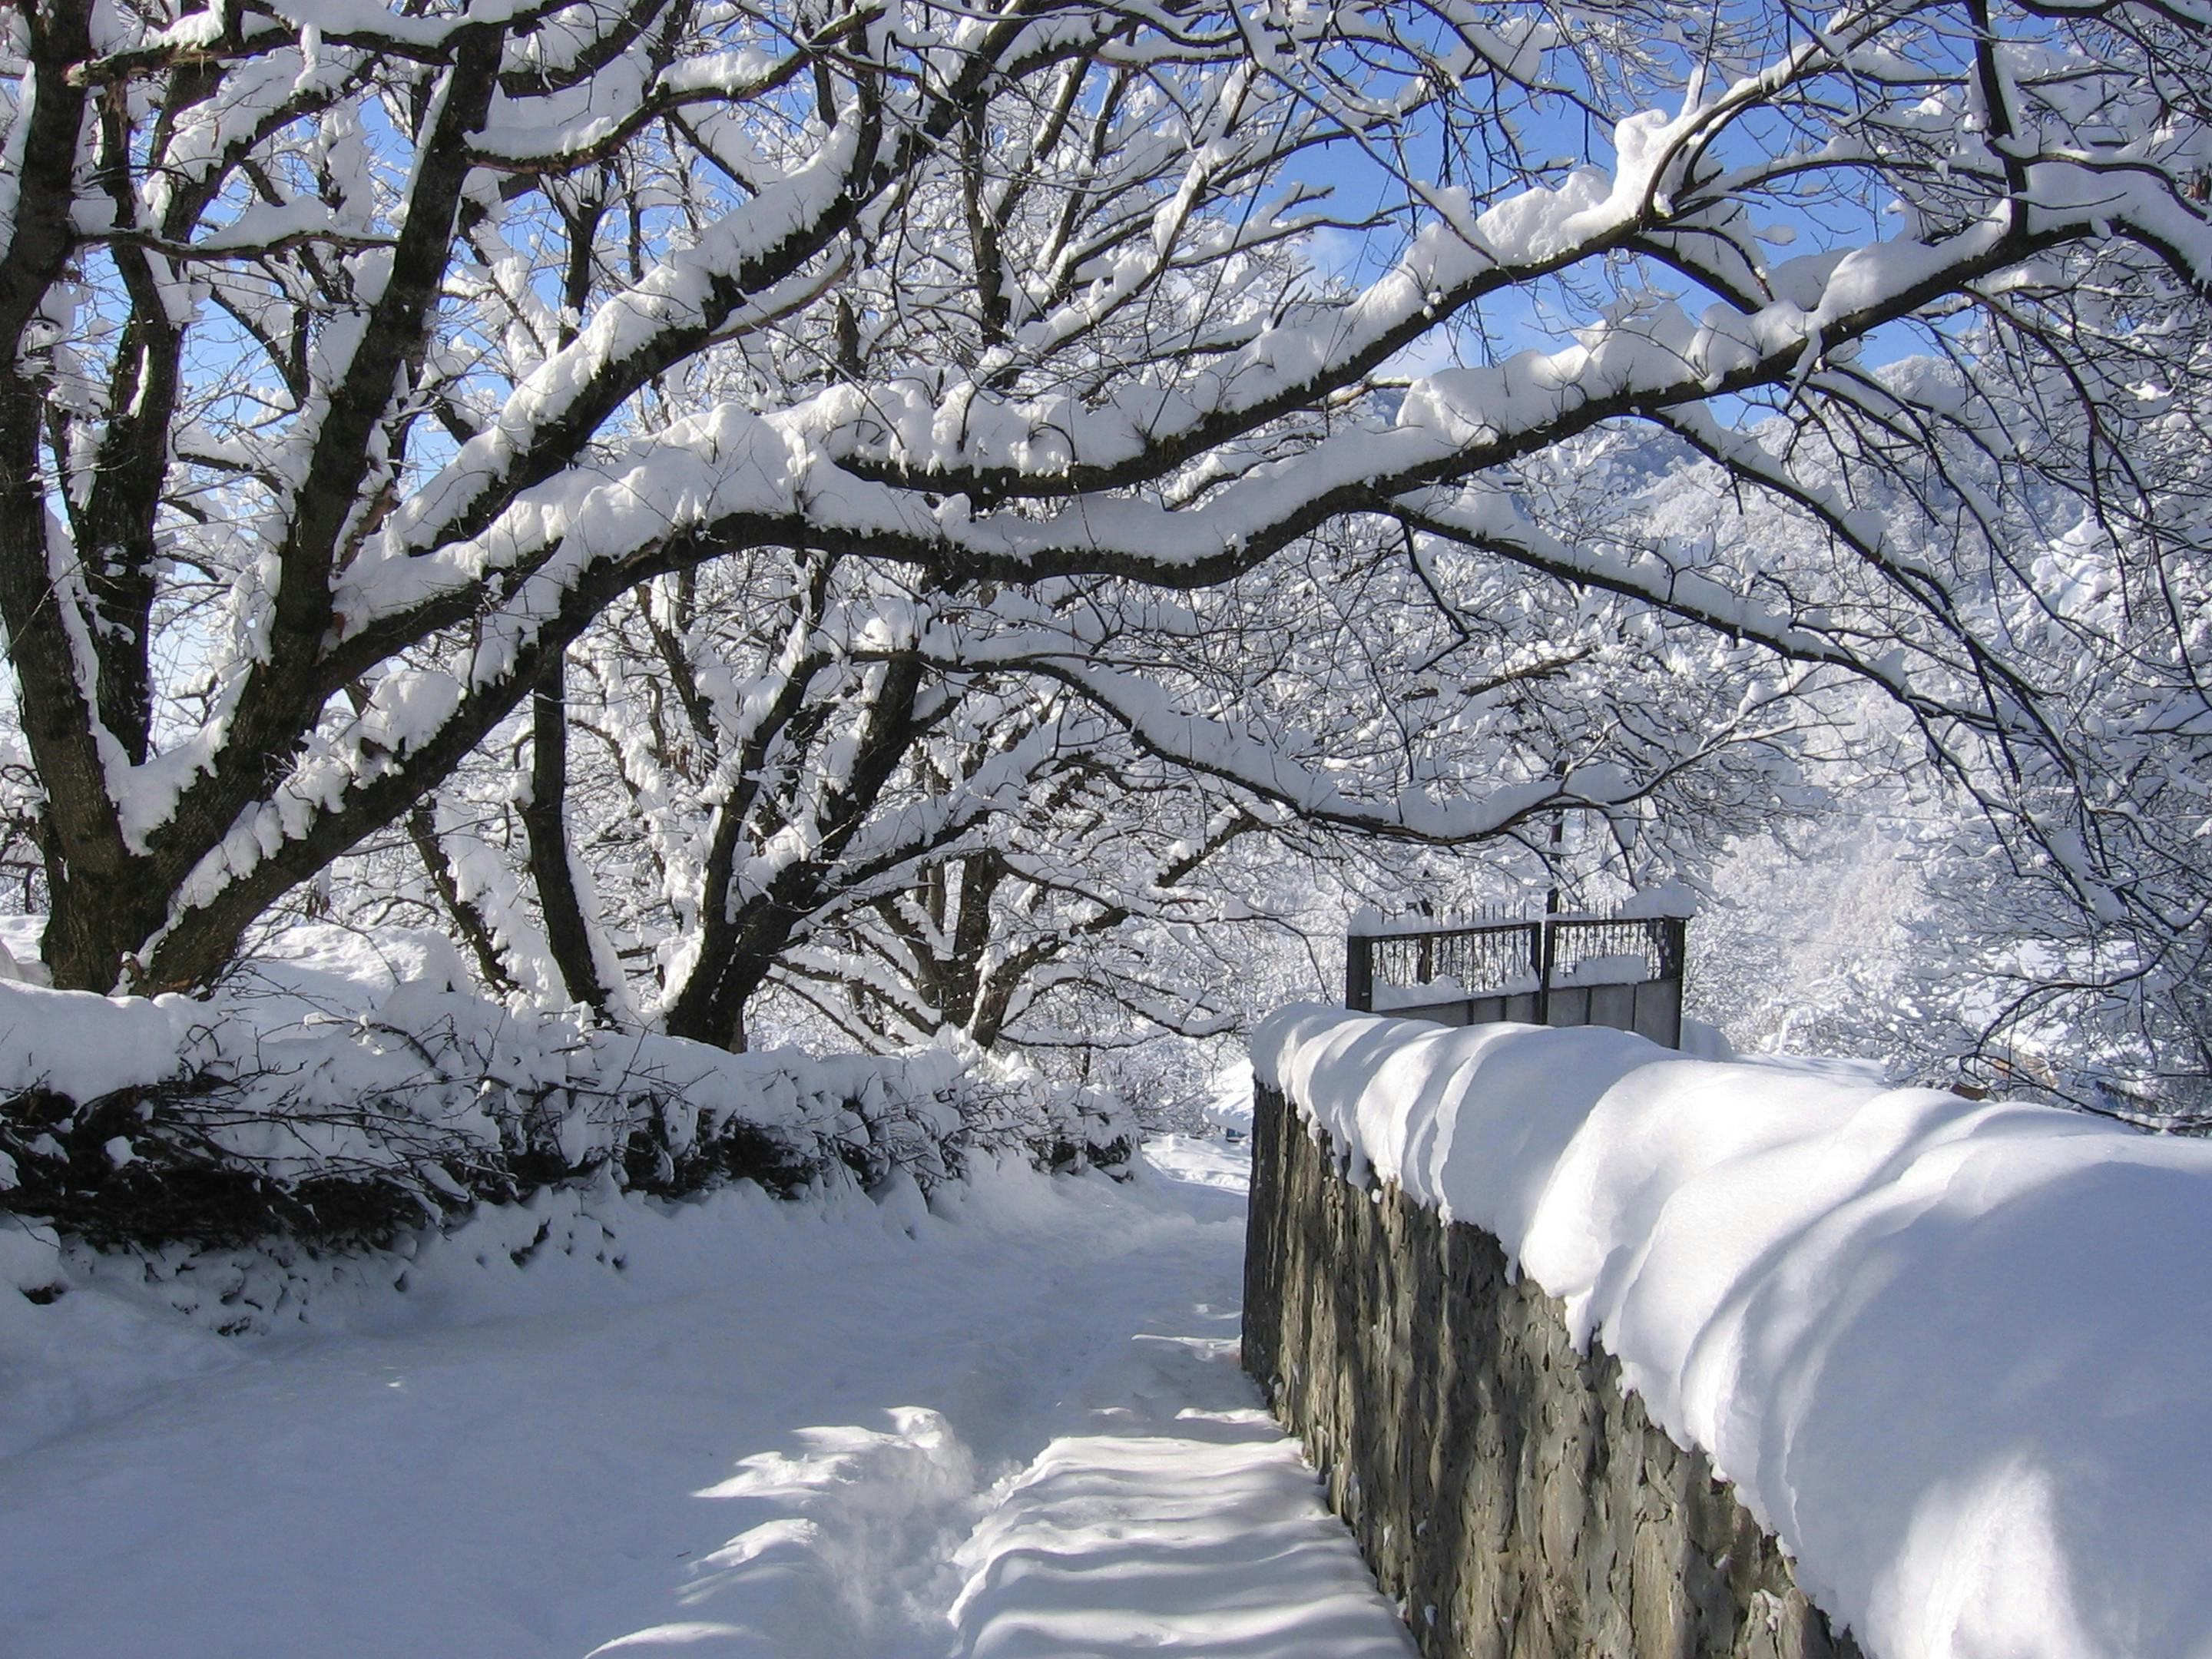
[0,1140,1413,1659]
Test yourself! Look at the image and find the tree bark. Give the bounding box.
[405,803,521,998]
[523,655,614,1016]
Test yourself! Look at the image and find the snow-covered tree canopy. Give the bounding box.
[413,513,1824,1049]
[2,0,2207,1002]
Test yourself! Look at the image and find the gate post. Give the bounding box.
[1346,934,1374,1012]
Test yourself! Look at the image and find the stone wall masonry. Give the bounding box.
[1243,1080,1862,1659]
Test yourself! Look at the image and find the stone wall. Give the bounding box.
[1243,1081,1861,1659]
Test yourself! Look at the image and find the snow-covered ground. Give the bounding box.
[0,1138,1412,1659]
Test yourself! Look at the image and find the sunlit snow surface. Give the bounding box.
[1257,1007,2212,1659]
[0,1137,1412,1659]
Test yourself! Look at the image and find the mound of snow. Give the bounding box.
[1253,1007,2212,1659]
[0,983,205,1102]
[222,922,475,1025]
[0,917,47,986]
[1198,1058,1256,1136]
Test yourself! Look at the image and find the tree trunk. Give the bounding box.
[522,656,614,1016]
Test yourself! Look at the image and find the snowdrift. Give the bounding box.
[1254,1006,2212,1659]
[0,946,1130,1247]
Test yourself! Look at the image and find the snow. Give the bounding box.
[1372,975,1464,1008]
[1618,879,1698,918]
[0,934,1017,1198]
[1677,1017,1735,1061]
[224,919,474,1017]
[1198,1057,1256,1135]
[1551,950,1648,986]
[1253,1008,2212,1659]
[0,982,205,1102]
[0,1137,1414,1659]
[952,1398,1410,1659]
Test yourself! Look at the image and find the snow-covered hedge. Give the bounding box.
[1254,1007,2212,1659]
[0,975,1131,1247]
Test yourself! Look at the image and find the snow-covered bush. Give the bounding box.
[0,976,1125,1248]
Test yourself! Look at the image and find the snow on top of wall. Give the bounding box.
[1252,1006,2212,1659]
